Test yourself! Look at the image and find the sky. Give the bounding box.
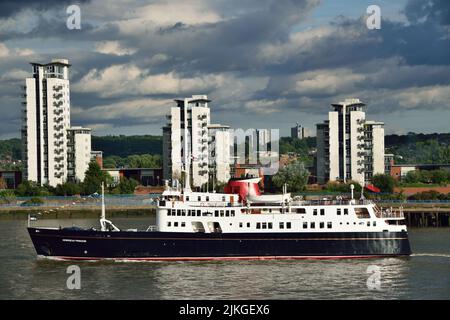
[1,0,450,138]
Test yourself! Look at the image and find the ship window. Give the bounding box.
[225,210,230,217]
[183,210,187,216]
[247,222,250,228]
[174,222,178,227]
[286,222,291,229]
[206,196,209,201]
[320,209,325,216]
[313,209,317,215]
[231,210,235,217]
[177,210,181,216]
[239,222,243,228]
[262,222,267,229]
[327,222,332,229]
[197,210,201,216]
[355,207,370,218]
[268,222,273,229]
[337,208,341,215]
[279,222,284,229]
[167,222,171,227]
[344,208,349,215]
[256,223,261,229]
[222,196,226,202]
[367,221,370,226]
[303,222,308,229]
[296,208,306,214]
[181,222,186,227]
[373,221,376,226]
[320,222,324,229]
[220,210,224,217]
[214,210,219,217]
[310,222,315,229]
[198,196,201,201]
[192,221,205,233]
[186,196,189,201]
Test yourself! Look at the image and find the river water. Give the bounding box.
[0,218,449,300]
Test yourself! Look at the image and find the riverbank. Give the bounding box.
[0,207,155,220]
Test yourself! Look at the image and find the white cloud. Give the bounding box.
[95,41,137,56]
[73,63,228,97]
[0,43,10,57]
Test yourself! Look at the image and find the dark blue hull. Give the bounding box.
[28,227,412,261]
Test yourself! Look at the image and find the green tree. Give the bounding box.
[55,182,82,196]
[372,174,396,193]
[82,161,112,195]
[16,181,52,196]
[272,160,310,192]
[110,177,139,194]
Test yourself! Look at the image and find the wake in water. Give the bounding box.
[412,253,450,258]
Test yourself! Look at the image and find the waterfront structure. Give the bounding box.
[90,150,103,168]
[163,95,232,189]
[291,123,309,139]
[316,99,385,186]
[21,59,92,187]
[67,127,91,183]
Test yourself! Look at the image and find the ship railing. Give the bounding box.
[374,206,404,219]
[146,225,158,232]
[289,199,374,206]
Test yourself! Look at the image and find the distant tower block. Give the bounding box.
[291,123,309,139]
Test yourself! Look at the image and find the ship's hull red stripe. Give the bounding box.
[39,254,407,262]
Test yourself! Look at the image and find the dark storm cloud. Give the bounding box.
[404,0,450,25]
[0,0,91,18]
[1,0,450,136]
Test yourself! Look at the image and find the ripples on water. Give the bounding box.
[0,218,449,299]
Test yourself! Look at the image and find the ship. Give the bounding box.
[27,178,411,261]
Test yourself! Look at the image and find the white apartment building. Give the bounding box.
[163,95,212,189]
[316,99,385,186]
[22,59,71,187]
[22,59,92,187]
[291,123,310,139]
[67,127,92,183]
[208,124,231,184]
